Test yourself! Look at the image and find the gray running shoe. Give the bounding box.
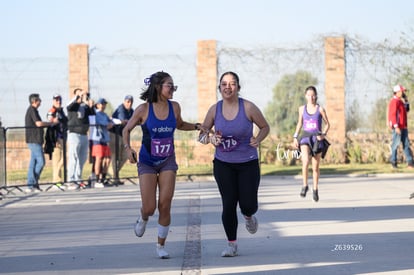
[221,242,238,257]
[245,215,258,234]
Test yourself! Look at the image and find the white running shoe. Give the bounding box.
[24,187,41,193]
[156,244,170,259]
[65,183,79,191]
[94,182,104,188]
[134,218,147,237]
[245,215,258,234]
[221,242,238,257]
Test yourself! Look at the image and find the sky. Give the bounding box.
[1,0,414,58]
[1,0,414,127]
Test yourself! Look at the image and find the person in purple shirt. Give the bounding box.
[293,86,330,202]
[198,71,270,257]
[122,71,201,259]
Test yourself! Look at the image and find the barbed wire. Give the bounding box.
[1,35,413,130]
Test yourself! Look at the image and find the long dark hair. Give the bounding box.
[140,71,171,103]
[305,85,318,103]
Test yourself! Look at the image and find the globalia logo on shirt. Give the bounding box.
[152,126,174,133]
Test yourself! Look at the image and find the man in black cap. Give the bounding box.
[46,94,68,185]
[109,95,135,184]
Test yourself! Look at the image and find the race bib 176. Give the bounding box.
[219,136,240,152]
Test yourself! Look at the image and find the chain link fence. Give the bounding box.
[1,36,414,189]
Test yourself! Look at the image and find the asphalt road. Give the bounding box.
[1,174,414,275]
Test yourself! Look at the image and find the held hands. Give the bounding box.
[210,132,222,146]
[198,132,209,144]
[197,125,210,144]
[198,130,222,146]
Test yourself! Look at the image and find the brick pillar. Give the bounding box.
[68,44,89,98]
[197,40,217,122]
[194,40,218,164]
[324,37,346,162]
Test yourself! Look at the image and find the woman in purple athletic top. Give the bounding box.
[293,86,330,202]
[122,71,201,259]
[198,71,270,257]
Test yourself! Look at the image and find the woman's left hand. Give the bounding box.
[249,137,259,148]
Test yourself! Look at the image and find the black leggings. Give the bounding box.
[213,158,260,241]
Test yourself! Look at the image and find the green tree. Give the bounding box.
[346,99,364,132]
[367,97,389,133]
[264,70,318,135]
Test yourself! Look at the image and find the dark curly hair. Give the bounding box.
[140,71,171,103]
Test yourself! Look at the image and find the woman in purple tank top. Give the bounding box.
[198,71,270,257]
[293,86,330,202]
[122,71,202,259]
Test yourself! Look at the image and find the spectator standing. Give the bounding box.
[198,71,270,257]
[87,104,97,187]
[25,93,57,192]
[109,95,134,184]
[122,71,201,259]
[388,84,414,169]
[90,98,113,187]
[45,94,68,185]
[66,88,94,188]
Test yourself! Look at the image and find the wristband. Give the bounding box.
[194,123,201,130]
[293,133,298,139]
